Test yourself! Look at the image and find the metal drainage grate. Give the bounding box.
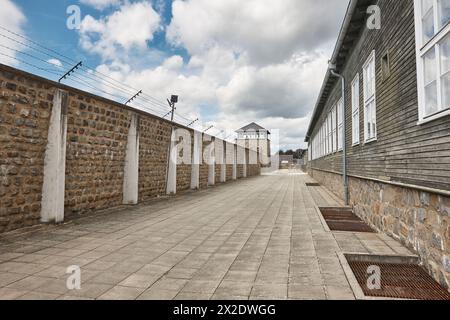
[305,182,320,186]
[319,207,376,233]
[346,255,450,300]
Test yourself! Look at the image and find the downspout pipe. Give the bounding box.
[329,68,349,206]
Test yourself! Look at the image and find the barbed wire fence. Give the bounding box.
[0,25,237,142]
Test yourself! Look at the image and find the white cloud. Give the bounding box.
[217,52,328,119]
[79,0,121,10]
[76,0,347,150]
[0,0,26,66]
[79,1,161,61]
[47,58,63,68]
[162,55,183,70]
[167,0,347,65]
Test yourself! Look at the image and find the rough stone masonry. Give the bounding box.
[0,64,261,234]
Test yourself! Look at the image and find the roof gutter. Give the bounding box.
[304,0,359,143]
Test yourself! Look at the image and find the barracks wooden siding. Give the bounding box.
[309,0,450,191]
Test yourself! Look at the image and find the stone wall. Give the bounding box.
[0,64,261,234]
[236,165,243,179]
[309,168,450,289]
[0,68,52,232]
[247,164,261,177]
[215,164,221,183]
[138,117,171,201]
[65,93,130,216]
[176,129,193,193]
[199,139,209,189]
[226,165,233,181]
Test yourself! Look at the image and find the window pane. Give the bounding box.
[364,65,373,98]
[424,48,437,84]
[425,82,438,114]
[439,0,450,29]
[423,0,434,13]
[441,34,450,75]
[422,10,435,43]
[442,73,450,109]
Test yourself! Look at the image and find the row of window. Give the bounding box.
[310,51,376,161]
[310,0,450,161]
[237,134,268,139]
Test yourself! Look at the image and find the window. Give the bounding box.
[327,113,333,154]
[337,99,344,151]
[414,0,450,122]
[351,74,360,145]
[325,117,328,155]
[331,105,337,152]
[363,50,377,142]
[321,123,325,157]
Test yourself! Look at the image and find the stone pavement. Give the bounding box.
[0,170,413,300]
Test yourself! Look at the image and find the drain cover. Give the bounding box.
[319,207,375,233]
[346,255,450,300]
[305,182,320,186]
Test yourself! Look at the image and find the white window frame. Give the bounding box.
[414,0,450,124]
[325,117,328,155]
[351,74,360,146]
[327,113,333,154]
[337,98,344,151]
[331,105,337,152]
[363,50,377,143]
[321,123,325,157]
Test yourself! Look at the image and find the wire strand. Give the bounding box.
[0,25,201,127]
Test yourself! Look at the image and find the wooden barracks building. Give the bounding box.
[305,0,450,288]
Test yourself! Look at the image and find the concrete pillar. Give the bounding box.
[232,144,237,180]
[41,89,68,223]
[220,141,226,183]
[167,130,178,195]
[123,113,139,204]
[166,129,177,195]
[243,148,248,178]
[191,131,201,189]
[207,137,215,186]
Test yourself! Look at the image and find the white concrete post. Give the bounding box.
[207,137,215,186]
[41,89,68,223]
[243,149,248,178]
[166,129,177,195]
[191,131,201,189]
[232,144,237,180]
[220,140,226,183]
[123,113,139,204]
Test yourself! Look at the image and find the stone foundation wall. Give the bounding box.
[309,168,450,289]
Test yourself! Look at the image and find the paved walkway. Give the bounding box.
[0,170,413,300]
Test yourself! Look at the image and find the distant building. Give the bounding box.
[295,149,308,166]
[279,155,294,169]
[236,122,271,166]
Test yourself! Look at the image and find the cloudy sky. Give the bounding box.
[0,0,349,151]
